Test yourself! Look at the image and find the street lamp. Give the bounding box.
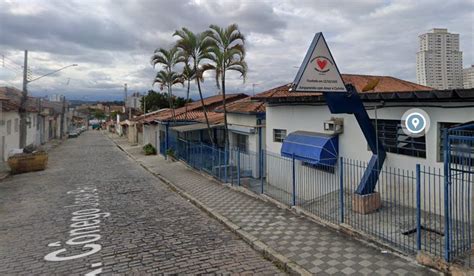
[19,49,78,148]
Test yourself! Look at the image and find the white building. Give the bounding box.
[48,94,64,102]
[215,99,266,181]
[463,65,474,89]
[126,92,143,110]
[416,28,463,90]
[254,74,474,208]
[0,87,41,162]
[140,94,247,153]
[0,87,70,164]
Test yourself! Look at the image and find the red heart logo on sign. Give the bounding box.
[317,59,327,70]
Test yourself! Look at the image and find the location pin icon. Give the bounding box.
[412,118,420,128]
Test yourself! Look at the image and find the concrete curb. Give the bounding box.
[106,134,310,275]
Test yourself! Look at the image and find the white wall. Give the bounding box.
[1,111,20,161]
[26,112,39,146]
[227,113,265,178]
[266,103,474,171]
[265,102,474,214]
[143,124,159,148]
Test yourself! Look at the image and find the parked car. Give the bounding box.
[68,131,79,138]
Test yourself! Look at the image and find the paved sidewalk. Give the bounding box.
[110,134,438,275]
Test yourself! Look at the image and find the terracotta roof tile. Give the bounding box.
[252,74,432,100]
[0,86,41,112]
[215,98,265,114]
[143,93,247,123]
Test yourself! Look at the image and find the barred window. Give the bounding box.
[273,129,287,143]
[234,133,248,153]
[372,119,426,158]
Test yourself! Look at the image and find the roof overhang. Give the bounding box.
[281,131,339,166]
[171,123,223,132]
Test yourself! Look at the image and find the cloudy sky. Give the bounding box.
[0,0,472,101]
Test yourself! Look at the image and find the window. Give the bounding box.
[372,119,426,158]
[234,133,248,153]
[6,120,11,135]
[438,122,474,164]
[14,118,19,133]
[273,129,287,143]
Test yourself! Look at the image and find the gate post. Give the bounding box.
[200,142,203,171]
[416,164,421,251]
[224,147,228,183]
[339,157,344,224]
[292,154,296,206]
[237,148,241,186]
[443,129,451,262]
[260,149,264,194]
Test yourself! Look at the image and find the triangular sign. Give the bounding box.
[291,33,347,93]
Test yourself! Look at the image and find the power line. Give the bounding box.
[1,64,23,75]
[0,53,23,69]
[0,63,23,72]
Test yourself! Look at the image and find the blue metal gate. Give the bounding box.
[444,122,474,264]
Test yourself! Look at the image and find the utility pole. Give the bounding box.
[59,95,66,139]
[124,83,131,119]
[17,52,76,147]
[19,50,28,148]
[124,83,128,103]
[252,83,259,96]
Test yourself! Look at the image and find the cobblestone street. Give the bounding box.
[0,132,281,275]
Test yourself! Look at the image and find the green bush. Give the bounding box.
[166,148,176,159]
[143,144,156,155]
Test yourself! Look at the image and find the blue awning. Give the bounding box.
[281,131,339,166]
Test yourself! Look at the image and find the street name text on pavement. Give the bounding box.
[44,186,110,276]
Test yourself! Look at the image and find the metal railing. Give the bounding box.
[167,138,473,264]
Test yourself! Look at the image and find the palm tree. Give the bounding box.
[173,27,216,145]
[181,63,198,121]
[206,23,248,149]
[152,70,183,116]
[151,47,182,121]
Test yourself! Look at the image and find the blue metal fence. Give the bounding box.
[170,137,473,264]
[445,125,473,266]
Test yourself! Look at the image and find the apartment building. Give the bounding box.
[416,28,463,89]
[463,65,474,89]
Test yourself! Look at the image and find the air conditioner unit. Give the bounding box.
[324,117,344,134]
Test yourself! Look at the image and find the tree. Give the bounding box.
[206,23,248,148]
[151,47,182,122]
[174,95,192,109]
[173,28,215,145]
[151,70,183,119]
[141,90,191,113]
[89,108,106,120]
[181,63,198,120]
